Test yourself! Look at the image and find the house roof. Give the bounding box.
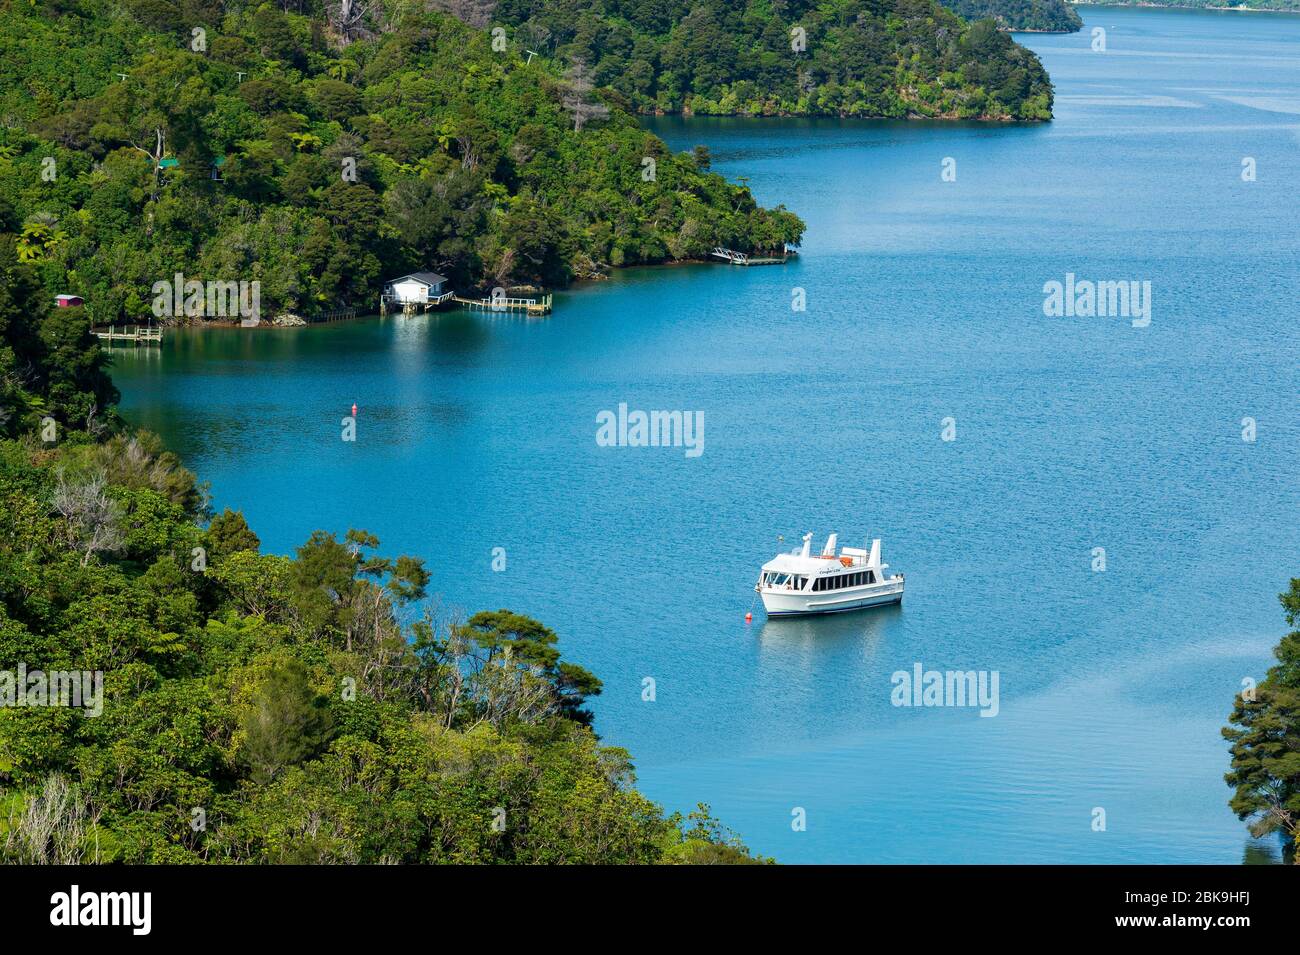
[387,271,447,286]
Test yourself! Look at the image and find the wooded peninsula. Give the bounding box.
[0,0,1056,323]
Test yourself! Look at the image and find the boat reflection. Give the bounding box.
[754,599,902,657]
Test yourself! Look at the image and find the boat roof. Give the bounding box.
[762,552,837,573]
[761,534,882,574]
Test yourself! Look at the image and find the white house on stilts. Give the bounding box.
[380,272,453,315]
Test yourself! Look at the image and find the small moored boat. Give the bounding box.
[756,532,904,617]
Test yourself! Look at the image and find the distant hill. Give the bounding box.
[1082,0,1300,9]
[488,0,1055,120]
[941,0,1084,31]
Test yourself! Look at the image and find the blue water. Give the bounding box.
[112,7,1300,863]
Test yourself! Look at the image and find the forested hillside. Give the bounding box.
[0,1,803,323]
[487,0,1054,119]
[939,0,1082,32]
[0,218,763,863]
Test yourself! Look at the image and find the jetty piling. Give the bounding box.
[379,290,455,316]
[452,293,552,316]
[710,246,795,266]
[94,325,163,346]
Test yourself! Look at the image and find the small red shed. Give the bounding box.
[54,294,84,307]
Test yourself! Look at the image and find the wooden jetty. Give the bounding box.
[380,290,455,316]
[452,293,552,315]
[710,246,795,266]
[94,325,162,346]
[313,306,357,323]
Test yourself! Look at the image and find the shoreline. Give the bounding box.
[656,110,1043,123]
[131,257,772,330]
[1075,2,1300,13]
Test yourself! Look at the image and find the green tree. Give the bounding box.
[240,657,335,785]
[463,610,602,725]
[1224,579,1300,860]
[206,509,261,558]
[39,304,119,429]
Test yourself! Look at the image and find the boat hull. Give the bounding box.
[760,582,904,617]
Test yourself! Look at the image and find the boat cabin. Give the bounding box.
[758,533,890,593]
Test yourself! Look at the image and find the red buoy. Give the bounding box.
[351,403,358,416]
[745,612,753,623]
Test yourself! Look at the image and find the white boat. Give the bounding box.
[755,532,904,617]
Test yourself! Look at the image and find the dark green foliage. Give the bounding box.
[240,658,335,784]
[1224,579,1300,858]
[0,2,804,322]
[37,303,118,428]
[939,0,1081,33]
[0,237,119,436]
[490,0,1054,119]
[204,509,260,559]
